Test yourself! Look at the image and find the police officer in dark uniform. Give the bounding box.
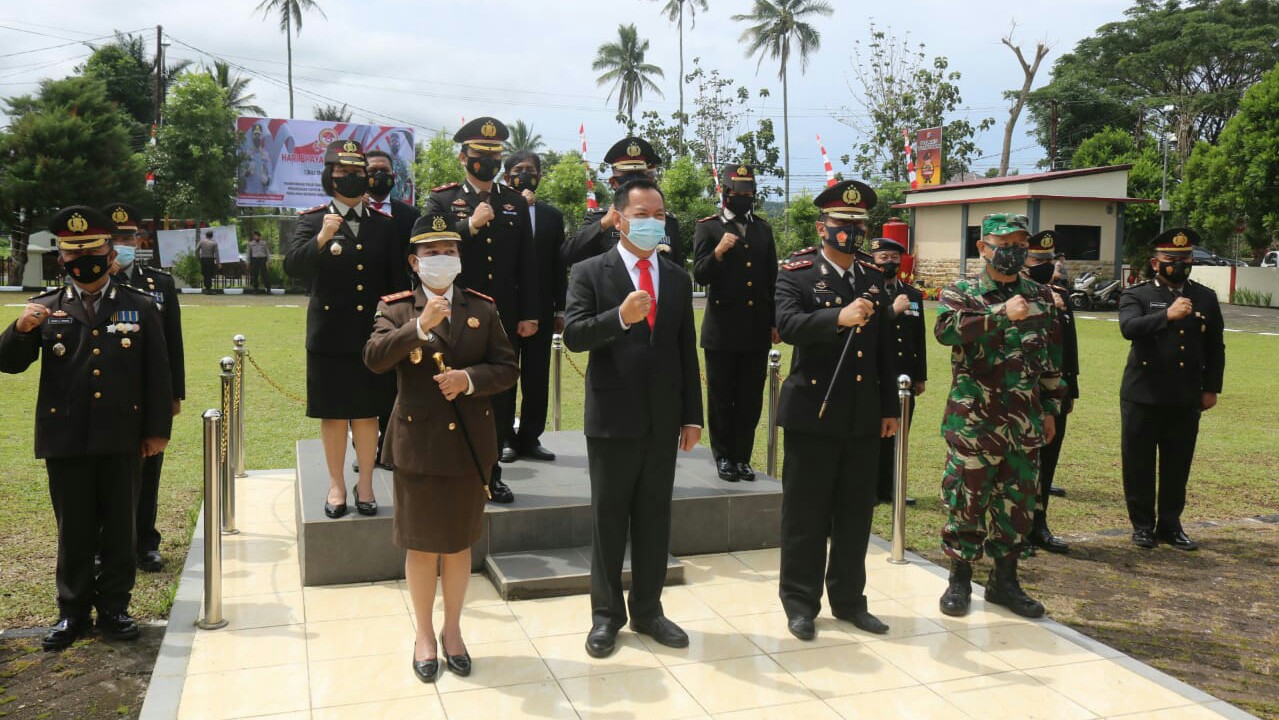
[1025,230,1077,553]
[425,117,540,504]
[1,206,173,651]
[103,202,184,571]
[692,164,778,482]
[866,236,925,506]
[1119,228,1225,551]
[775,181,899,641]
[563,137,683,269]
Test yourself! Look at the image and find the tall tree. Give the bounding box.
[148,73,239,226]
[998,25,1049,177]
[255,0,326,118]
[659,155,719,256]
[505,120,545,152]
[653,0,710,154]
[206,60,266,116]
[413,131,465,194]
[1071,126,1163,260]
[79,31,192,145]
[0,76,144,282]
[734,0,833,214]
[313,103,351,122]
[593,24,666,124]
[540,152,592,234]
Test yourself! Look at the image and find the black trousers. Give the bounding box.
[876,395,915,501]
[490,331,519,484]
[1121,401,1201,533]
[704,348,768,464]
[136,452,164,553]
[779,430,879,620]
[199,258,217,290]
[48,454,140,618]
[249,257,270,289]
[514,319,552,450]
[1038,412,1069,515]
[586,431,679,628]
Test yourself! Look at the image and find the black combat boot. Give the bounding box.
[1029,511,1069,554]
[938,558,973,617]
[985,553,1045,618]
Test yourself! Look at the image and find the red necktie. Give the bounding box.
[370,200,386,213]
[636,258,657,330]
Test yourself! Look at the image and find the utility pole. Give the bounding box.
[1048,99,1058,170]
[153,25,163,129]
[1159,106,1173,233]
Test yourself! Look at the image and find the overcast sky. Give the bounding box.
[2,0,1133,195]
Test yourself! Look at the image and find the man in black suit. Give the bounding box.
[563,179,703,659]
[501,150,567,462]
[1119,227,1225,551]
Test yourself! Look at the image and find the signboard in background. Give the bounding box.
[235,117,416,209]
[156,226,239,267]
[915,127,943,186]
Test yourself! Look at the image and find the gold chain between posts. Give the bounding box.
[233,354,243,413]
[562,348,709,387]
[244,350,306,405]
[220,380,230,465]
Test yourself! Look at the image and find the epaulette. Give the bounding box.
[431,182,460,193]
[781,259,813,271]
[856,258,881,274]
[464,288,495,303]
[789,246,817,258]
[697,215,719,223]
[144,266,171,276]
[28,287,60,301]
[118,283,149,295]
[380,290,414,303]
[300,203,328,214]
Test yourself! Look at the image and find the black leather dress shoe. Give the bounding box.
[352,487,378,516]
[351,461,359,473]
[585,623,618,658]
[376,462,394,472]
[1132,528,1157,549]
[1030,523,1069,554]
[630,616,688,648]
[839,610,890,635]
[787,616,815,641]
[412,640,439,684]
[97,611,140,641]
[519,444,557,461]
[137,550,164,573]
[736,462,756,482]
[488,477,515,504]
[42,616,89,651]
[440,632,472,676]
[1048,485,1067,497]
[1157,529,1199,551]
[717,457,739,482]
[500,444,518,464]
[324,497,348,519]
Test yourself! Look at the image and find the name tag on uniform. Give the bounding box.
[1150,302,1167,309]
[48,317,73,325]
[151,292,165,305]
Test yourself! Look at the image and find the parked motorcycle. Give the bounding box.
[1070,269,1121,311]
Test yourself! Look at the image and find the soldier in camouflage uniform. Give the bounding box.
[935,213,1065,619]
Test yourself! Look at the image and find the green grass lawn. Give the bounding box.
[0,293,1276,628]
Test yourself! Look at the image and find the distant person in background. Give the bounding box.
[1053,252,1069,284]
[196,231,219,293]
[248,231,271,293]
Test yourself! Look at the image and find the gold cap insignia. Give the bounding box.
[1041,234,1054,249]
[481,120,497,138]
[111,207,128,224]
[67,213,88,233]
[842,186,862,205]
[737,165,749,176]
[431,216,447,231]
[870,240,881,251]
[626,142,642,158]
[1173,232,1189,247]
[343,140,358,153]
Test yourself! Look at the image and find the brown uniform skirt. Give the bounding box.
[392,469,487,554]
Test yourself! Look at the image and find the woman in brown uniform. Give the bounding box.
[364,212,518,683]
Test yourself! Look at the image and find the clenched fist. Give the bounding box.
[714,233,739,260]
[419,295,451,332]
[469,202,495,231]
[892,293,909,317]
[16,303,49,333]
[599,206,621,231]
[1005,295,1030,322]
[837,297,875,328]
[1167,296,1193,321]
[317,213,343,247]
[434,369,470,401]
[620,290,653,326]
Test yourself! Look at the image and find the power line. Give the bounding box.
[0,25,149,59]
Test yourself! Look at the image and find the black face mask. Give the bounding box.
[725,194,754,216]
[1157,259,1192,285]
[65,253,111,284]
[333,172,369,199]
[822,222,864,254]
[1025,262,1054,284]
[369,170,395,197]
[511,171,540,191]
[878,261,901,280]
[467,155,502,182]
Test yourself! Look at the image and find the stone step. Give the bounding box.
[485,545,683,601]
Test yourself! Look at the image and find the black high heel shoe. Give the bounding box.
[352,484,378,516]
[412,637,439,683]
[323,489,347,519]
[440,631,472,677]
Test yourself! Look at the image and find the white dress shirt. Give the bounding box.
[615,241,660,329]
[416,285,474,395]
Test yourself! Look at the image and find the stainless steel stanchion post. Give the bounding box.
[551,333,563,432]
[219,357,239,535]
[889,374,912,565]
[766,349,782,478]
[232,335,247,478]
[197,409,228,630]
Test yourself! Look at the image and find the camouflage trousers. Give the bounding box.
[940,446,1040,562]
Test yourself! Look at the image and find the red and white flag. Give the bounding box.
[903,128,918,189]
[817,134,836,187]
[580,123,598,210]
[709,151,722,198]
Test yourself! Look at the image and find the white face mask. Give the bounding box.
[416,254,461,290]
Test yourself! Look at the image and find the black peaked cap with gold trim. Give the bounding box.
[604,136,661,172]
[1150,227,1199,255]
[1027,230,1057,258]
[813,180,876,220]
[324,138,368,167]
[102,202,141,234]
[410,212,462,247]
[868,237,906,254]
[51,205,114,251]
[453,117,508,152]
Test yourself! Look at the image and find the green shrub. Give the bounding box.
[171,251,202,288]
[1229,287,1274,307]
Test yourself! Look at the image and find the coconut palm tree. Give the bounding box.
[313,103,352,122]
[593,24,665,125]
[255,0,326,118]
[506,120,545,152]
[653,0,709,154]
[206,61,266,116]
[733,0,833,210]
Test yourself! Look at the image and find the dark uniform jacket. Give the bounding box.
[364,286,519,477]
[692,212,778,353]
[284,202,408,356]
[372,197,421,262]
[0,282,173,458]
[425,181,540,331]
[884,280,927,387]
[564,208,684,270]
[530,201,568,321]
[775,248,899,438]
[114,264,185,399]
[1119,277,1225,407]
[1049,280,1080,411]
[562,248,703,439]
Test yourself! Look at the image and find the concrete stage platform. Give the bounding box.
[295,431,783,596]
